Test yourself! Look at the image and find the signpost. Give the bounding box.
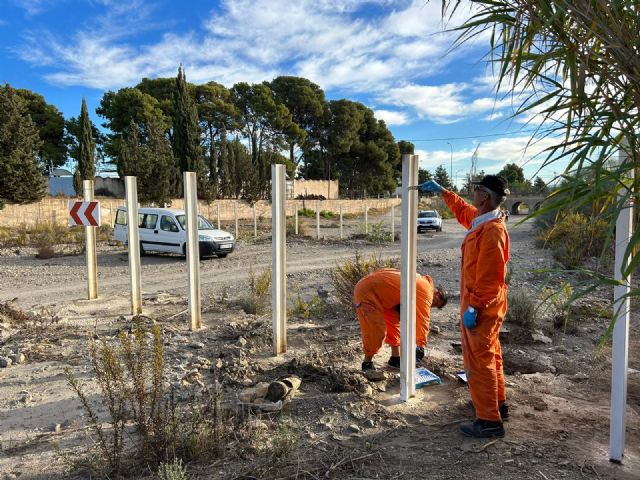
[272,164,287,355]
[69,182,99,300]
[125,176,142,315]
[184,172,202,330]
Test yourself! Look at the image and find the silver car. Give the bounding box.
[417,210,442,233]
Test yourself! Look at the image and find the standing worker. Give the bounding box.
[354,268,447,371]
[420,175,510,438]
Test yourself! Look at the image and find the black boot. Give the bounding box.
[361,360,374,371]
[387,356,400,369]
[459,419,505,438]
[499,402,509,420]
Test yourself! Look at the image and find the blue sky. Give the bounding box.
[0,0,562,186]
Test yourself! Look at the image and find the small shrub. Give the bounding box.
[544,282,575,332]
[289,290,326,320]
[364,221,392,243]
[237,266,272,315]
[331,251,397,311]
[286,218,310,236]
[296,193,325,200]
[505,288,537,332]
[35,245,56,259]
[298,207,315,218]
[158,459,188,480]
[320,210,334,219]
[537,212,608,268]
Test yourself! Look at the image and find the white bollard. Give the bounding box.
[184,172,201,330]
[125,176,142,315]
[316,200,321,240]
[83,180,98,300]
[391,205,395,242]
[339,205,343,240]
[272,164,287,355]
[609,147,634,462]
[234,202,238,239]
[400,154,419,401]
[217,203,221,230]
[295,203,299,235]
[253,203,257,238]
[364,203,368,234]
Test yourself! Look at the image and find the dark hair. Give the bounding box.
[435,286,448,309]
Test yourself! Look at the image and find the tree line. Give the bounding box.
[0,69,406,205]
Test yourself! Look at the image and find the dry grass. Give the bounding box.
[505,288,538,333]
[235,266,272,315]
[0,222,113,249]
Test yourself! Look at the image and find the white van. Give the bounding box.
[113,207,235,258]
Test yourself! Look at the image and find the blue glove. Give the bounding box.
[418,180,442,193]
[463,306,478,329]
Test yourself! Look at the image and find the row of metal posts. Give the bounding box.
[77,154,633,461]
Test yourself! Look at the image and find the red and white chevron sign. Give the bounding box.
[68,201,101,227]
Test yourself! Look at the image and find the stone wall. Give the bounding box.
[0,197,401,228]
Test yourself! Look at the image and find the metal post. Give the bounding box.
[400,154,418,401]
[272,164,287,355]
[83,180,98,300]
[234,202,238,239]
[339,205,343,240]
[253,203,257,238]
[295,203,299,235]
[316,200,320,240]
[125,176,142,315]
[184,172,201,330]
[364,203,368,234]
[609,147,634,462]
[391,205,395,242]
[217,203,221,230]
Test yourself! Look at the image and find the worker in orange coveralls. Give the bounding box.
[354,268,447,371]
[420,175,510,439]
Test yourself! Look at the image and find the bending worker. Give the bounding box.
[354,268,447,371]
[420,175,510,439]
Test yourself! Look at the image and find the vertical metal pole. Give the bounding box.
[609,148,634,462]
[253,203,257,238]
[217,203,221,230]
[295,203,299,235]
[272,164,287,355]
[125,176,142,315]
[364,203,368,234]
[339,205,343,240]
[234,202,238,239]
[316,200,320,240]
[83,180,98,300]
[184,172,201,330]
[400,154,418,401]
[391,205,395,242]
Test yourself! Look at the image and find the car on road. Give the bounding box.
[113,207,235,258]
[417,210,442,233]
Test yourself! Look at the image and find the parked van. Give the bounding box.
[113,207,235,258]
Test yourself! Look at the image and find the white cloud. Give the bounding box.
[12,0,61,16]
[382,83,512,124]
[374,109,410,125]
[484,112,504,121]
[16,0,475,92]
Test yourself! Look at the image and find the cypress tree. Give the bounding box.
[172,67,205,194]
[73,98,95,195]
[147,116,177,205]
[0,84,45,203]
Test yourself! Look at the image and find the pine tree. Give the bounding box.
[434,164,453,190]
[172,67,206,195]
[0,84,45,203]
[73,98,95,195]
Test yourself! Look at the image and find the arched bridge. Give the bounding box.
[503,195,547,215]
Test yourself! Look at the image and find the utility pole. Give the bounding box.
[447,142,453,184]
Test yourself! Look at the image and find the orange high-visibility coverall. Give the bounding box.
[442,190,510,422]
[354,268,435,358]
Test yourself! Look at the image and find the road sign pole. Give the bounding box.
[400,154,418,401]
[391,205,395,241]
[234,202,238,239]
[365,203,369,234]
[316,200,320,240]
[125,176,142,315]
[295,204,299,235]
[82,180,98,300]
[339,205,343,239]
[272,164,287,355]
[253,203,257,238]
[184,172,201,330]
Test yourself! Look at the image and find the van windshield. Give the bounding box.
[418,211,437,218]
[176,215,214,230]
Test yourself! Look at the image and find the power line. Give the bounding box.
[406,129,540,142]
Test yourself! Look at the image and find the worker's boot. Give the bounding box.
[416,346,425,362]
[459,419,505,438]
[387,356,400,369]
[499,401,509,420]
[361,360,374,371]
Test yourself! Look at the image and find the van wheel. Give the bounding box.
[437,226,442,232]
[182,244,187,258]
[139,242,146,256]
[217,253,228,258]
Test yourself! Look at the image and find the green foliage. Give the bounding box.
[497,163,524,185]
[236,266,272,315]
[330,251,398,311]
[298,207,315,218]
[357,221,393,243]
[0,84,46,203]
[320,210,334,219]
[158,459,189,480]
[537,212,608,268]
[289,290,326,320]
[534,176,549,194]
[434,164,453,190]
[398,140,414,155]
[543,282,574,332]
[418,168,432,184]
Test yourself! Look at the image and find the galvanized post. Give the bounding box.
[125,176,142,315]
[83,180,98,300]
[339,205,343,240]
[610,147,634,462]
[272,164,287,355]
[253,203,257,238]
[316,200,320,240]
[184,172,201,330]
[295,203,299,235]
[364,203,369,234]
[391,205,395,242]
[234,202,238,239]
[400,154,418,401]
[217,203,221,230]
